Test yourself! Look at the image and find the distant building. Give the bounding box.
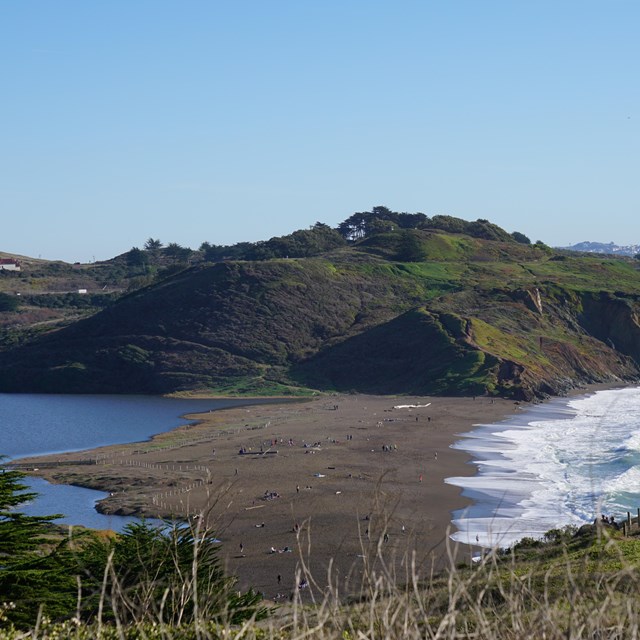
[0,259,21,271]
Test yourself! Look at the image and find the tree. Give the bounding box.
[164,242,193,262]
[368,218,395,235]
[338,211,369,241]
[78,521,267,625]
[337,207,399,241]
[428,215,468,234]
[534,240,552,254]
[201,242,255,262]
[0,458,78,627]
[126,247,149,267]
[0,459,59,556]
[395,211,429,229]
[144,238,163,253]
[241,223,346,261]
[396,230,426,262]
[0,461,267,628]
[511,231,531,245]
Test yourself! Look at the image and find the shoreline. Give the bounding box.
[14,392,519,597]
[15,383,631,598]
[448,382,638,549]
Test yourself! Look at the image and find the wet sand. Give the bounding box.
[17,394,519,599]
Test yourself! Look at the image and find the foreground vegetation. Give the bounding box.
[4,523,640,638]
[0,463,265,634]
[4,461,640,639]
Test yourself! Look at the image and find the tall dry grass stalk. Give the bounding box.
[4,498,640,638]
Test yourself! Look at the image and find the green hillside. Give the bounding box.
[1,214,640,399]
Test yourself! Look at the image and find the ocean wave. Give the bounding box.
[447,386,640,548]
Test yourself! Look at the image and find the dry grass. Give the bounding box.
[3,513,640,639]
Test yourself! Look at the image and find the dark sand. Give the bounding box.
[17,394,521,599]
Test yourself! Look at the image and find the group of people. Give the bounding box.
[269,545,292,554]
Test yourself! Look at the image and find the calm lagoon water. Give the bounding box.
[447,386,640,549]
[0,394,272,531]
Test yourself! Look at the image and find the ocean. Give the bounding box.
[447,386,640,548]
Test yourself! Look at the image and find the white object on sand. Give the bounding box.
[393,403,431,409]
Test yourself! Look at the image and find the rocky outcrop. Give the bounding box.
[578,293,640,364]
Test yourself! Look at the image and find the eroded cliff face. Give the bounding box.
[578,293,640,364]
[296,286,640,400]
[446,287,640,399]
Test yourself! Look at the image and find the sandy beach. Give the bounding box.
[17,394,520,598]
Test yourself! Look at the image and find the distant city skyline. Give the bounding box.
[1,1,638,263]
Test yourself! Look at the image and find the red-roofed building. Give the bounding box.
[0,259,21,271]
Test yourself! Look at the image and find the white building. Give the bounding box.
[0,259,21,271]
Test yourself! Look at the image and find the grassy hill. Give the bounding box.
[1,223,639,399]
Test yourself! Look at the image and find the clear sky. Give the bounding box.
[1,1,638,263]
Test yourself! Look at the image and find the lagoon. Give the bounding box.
[0,394,271,530]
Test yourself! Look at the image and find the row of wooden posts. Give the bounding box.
[621,509,640,536]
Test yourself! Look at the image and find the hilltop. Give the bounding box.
[1,208,640,399]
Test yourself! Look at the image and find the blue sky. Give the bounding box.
[1,1,638,262]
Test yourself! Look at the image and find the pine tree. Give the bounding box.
[79,520,267,625]
[0,457,80,627]
[0,459,267,628]
[0,458,60,556]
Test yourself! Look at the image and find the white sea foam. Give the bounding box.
[447,386,640,549]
